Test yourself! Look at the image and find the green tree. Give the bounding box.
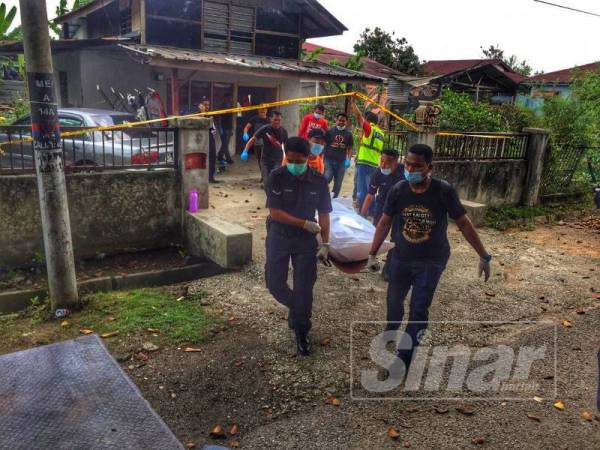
[481,44,533,76]
[354,27,421,75]
[434,90,504,132]
[0,3,20,40]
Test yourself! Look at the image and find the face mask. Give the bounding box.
[313,113,321,119]
[336,125,346,131]
[310,143,324,156]
[404,169,424,184]
[381,168,392,176]
[287,162,308,177]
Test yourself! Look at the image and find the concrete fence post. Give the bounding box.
[405,126,437,152]
[171,117,211,221]
[521,128,550,206]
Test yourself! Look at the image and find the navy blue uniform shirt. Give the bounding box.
[266,166,332,238]
[383,178,466,264]
[368,165,405,206]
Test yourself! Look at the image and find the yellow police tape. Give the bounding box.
[0,91,516,152]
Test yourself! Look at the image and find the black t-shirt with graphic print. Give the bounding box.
[254,125,288,163]
[324,128,354,162]
[383,178,467,264]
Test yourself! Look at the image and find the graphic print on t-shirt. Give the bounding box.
[401,205,437,244]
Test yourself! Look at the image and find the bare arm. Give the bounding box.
[318,212,330,243]
[350,98,364,126]
[243,122,252,133]
[269,208,306,229]
[244,136,256,151]
[360,194,374,217]
[455,215,488,257]
[369,213,392,256]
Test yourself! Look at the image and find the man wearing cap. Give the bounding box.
[299,104,328,140]
[265,137,332,356]
[367,144,492,377]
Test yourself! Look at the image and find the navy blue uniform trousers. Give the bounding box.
[386,254,445,363]
[265,230,318,336]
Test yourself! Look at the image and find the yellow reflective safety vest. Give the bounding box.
[357,123,385,167]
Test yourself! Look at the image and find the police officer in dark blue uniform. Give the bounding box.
[265,137,332,356]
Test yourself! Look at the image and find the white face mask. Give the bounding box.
[336,125,346,131]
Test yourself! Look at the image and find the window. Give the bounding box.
[256,7,300,34]
[120,7,132,35]
[58,116,85,127]
[145,0,202,48]
[59,71,69,107]
[255,34,300,59]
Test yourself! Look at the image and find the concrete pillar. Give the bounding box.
[280,79,301,136]
[171,117,211,217]
[521,128,550,206]
[405,126,437,152]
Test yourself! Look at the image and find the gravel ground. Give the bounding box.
[134,161,600,449]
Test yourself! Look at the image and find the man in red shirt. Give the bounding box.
[299,104,328,140]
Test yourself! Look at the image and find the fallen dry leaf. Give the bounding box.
[229,424,239,436]
[185,443,196,449]
[403,442,411,449]
[456,404,475,416]
[533,396,543,403]
[228,316,237,322]
[387,427,400,440]
[184,347,202,353]
[100,331,119,338]
[553,400,565,410]
[146,328,160,333]
[484,292,496,297]
[575,308,586,315]
[319,337,332,346]
[527,413,541,422]
[230,441,240,448]
[562,320,572,328]
[592,293,600,299]
[106,316,116,322]
[60,320,70,327]
[79,329,94,335]
[581,411,593,421]
[433,405,449,414]
[325,396,341,406]
[209,425,226,439]
[472,436,486,445]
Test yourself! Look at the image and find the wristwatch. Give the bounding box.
[480,254,492,263]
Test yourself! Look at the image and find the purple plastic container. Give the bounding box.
[188,190,199,213]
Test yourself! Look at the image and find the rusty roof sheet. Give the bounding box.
[120,44,383,83]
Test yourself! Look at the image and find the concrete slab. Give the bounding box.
[460,199,487,227]
[185,212,252,269]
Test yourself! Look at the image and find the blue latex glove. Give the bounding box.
[242,132,250,142]
[240,149,249,161]
[344,158,351,169]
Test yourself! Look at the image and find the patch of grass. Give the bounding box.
[79,288,214,343]
[485,195,594,230]
[0,288,215,355]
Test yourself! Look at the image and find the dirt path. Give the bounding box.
[125,161,600,449]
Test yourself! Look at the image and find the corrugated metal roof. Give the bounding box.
[526,61,600,84]
[120,44,383,83]
[302,42,406,79]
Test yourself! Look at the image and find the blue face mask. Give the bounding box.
[381,168,392,176]
[404,169,424,184]
[313,113,321,119]
[287,162,308,177]
[310,143,324,156]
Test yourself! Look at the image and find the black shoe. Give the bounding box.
[287,314,295,330]
[295,332,311,356]
[226,159,234,164]
[209,179,221,184]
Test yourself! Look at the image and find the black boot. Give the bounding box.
[295,331,311,356]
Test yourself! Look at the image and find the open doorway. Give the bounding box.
[235,86,278,150]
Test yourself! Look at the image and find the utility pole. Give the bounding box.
[19,0,78,311]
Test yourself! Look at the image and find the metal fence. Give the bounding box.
[0,126,177,174]
[384,131,409,153]
[434,132,528,160]
[539,143,590,196]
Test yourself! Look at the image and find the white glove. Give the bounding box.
[478,256,491,282]
[317,243,331,266]
[303,220,322,234]
[367,254,381,272]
